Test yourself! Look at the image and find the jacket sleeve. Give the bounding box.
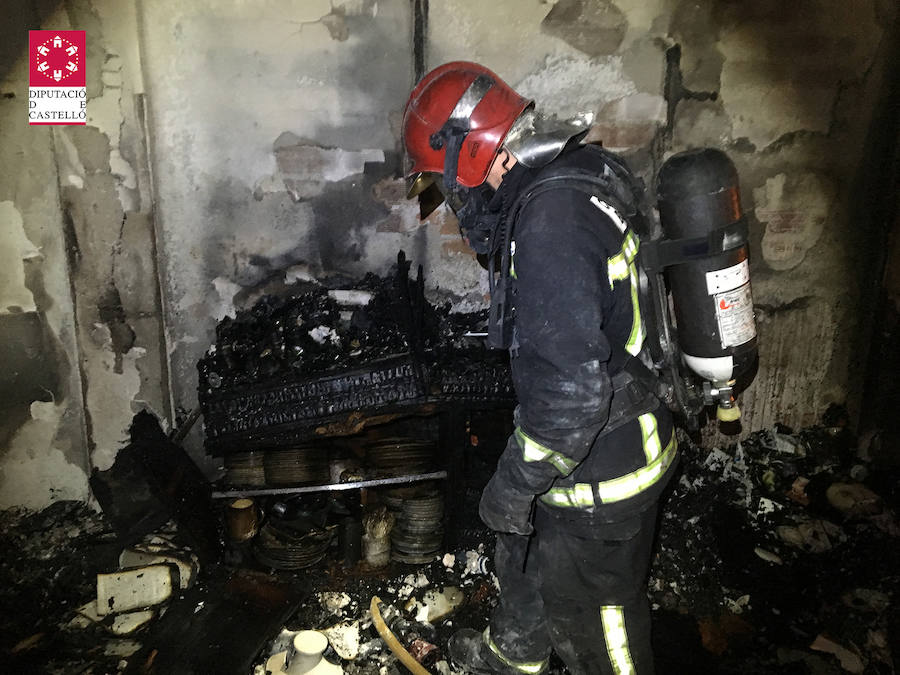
[495,187,618,496]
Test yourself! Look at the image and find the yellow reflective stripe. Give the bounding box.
[607,232,638,285]
[607,231,645,356]
[539,430,677,509]
[510,240,517,279]
[624,257,646,356]
[600,606,635,675]
[516,427,578,475]
[541,482,595,508]
[595,430,677,503]
[484,628,548,674]
[607,254,629,288]
[638,412,661,463]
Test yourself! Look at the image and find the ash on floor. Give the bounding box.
[2,418,898,675]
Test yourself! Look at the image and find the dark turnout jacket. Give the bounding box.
[490,144,679,527]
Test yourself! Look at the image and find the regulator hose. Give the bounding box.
[369,595,431,675]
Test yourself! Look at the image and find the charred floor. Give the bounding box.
[1,414,898,675]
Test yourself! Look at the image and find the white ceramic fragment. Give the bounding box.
[809,634,865,673]
[826,482,881,517]
[308,326,339,345]
[266,630,342,675]
[327,290,373,306]
[317,591,352,615]
[404,586,465,623]
[756,497,782,516]
[776,519,843,553]
[724,594,751,614]
[77,600,104,622]
[119,548,198,590]
[753,547,783,564]
[323,620,360,660]
[103,639,142,657]
[68,601,102,629]
[402,572,429,588]
[110,609,156,635]
[96,564,177,616]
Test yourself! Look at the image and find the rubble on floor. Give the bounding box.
[250,544,499,675]
[648,420,899,674]
[249,419,898,675]
[1,417,898,674]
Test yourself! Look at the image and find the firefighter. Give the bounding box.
[402,62,679,674]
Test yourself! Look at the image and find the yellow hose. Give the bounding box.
[370,595,432,675]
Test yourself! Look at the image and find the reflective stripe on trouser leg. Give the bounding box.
[484,627,549,674]
[600,606,636,675]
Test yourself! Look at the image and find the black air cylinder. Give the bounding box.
[656,149,757,386]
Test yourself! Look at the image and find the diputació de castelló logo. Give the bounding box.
[29,30,87,125]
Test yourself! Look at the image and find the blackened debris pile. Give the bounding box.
[199,276,412,389]
[0,502,125,674]
[254,547,502,675]
[199,255,515,453]
[649,422,899,673]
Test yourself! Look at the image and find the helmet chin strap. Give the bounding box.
[427,74,494,195]
[436,125,469,199]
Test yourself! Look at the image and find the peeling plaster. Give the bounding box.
[0,401,90,511]
[717,2,882,150]
[672,99,733,150]
[85,323,144,471]
[0,201,41,314]
[372,177,423,234]
[514,55,637,119]
[285,265,318,284]
[617,0,667,49]
[755,173,834,271]
[591,92,665,151]
[55,128,88,185]
[212,276,243,321]
[427,1,586,83]
[541,0,628,58]
[264,134,386,201]
[321,10,350,41]
[0,0,164,511]
[86,50,140,211]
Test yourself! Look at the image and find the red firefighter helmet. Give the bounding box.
[402,61,532,189]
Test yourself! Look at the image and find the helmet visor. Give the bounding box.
[406,172,468,219]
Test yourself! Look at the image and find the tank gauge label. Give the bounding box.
[706,260,750,294]
[714,282,756,348]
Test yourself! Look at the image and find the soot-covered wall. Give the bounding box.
[1,0,897,509]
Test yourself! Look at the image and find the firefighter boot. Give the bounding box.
[448,629,499,674]
[449,628,542,675]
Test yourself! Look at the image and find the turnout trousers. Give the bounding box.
[483,504,658,675]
